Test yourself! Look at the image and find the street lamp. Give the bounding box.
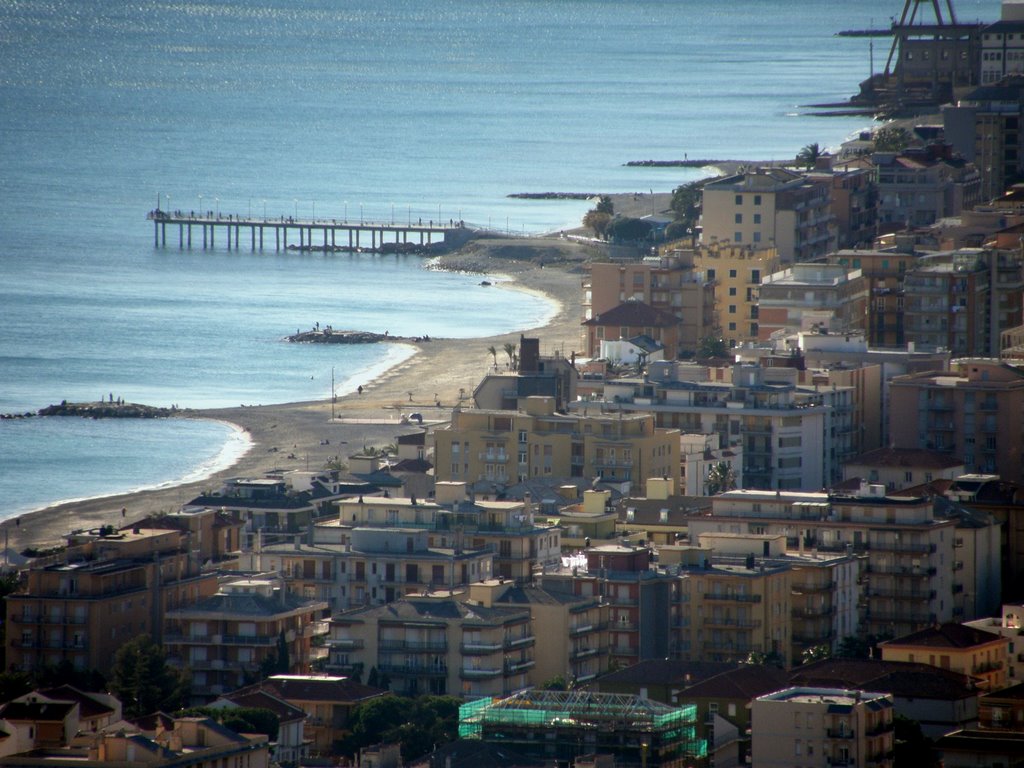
[437,202,441,223]
[360,203,364,224]
[262,198,267,220]
[344,200,348,222]
[166,195,171,215]
[407,205,411,226]
[248,197,252,219]
[312,200,316,222]
[215,197,219,218]
[198,194,203,217]
[391,203,395,225]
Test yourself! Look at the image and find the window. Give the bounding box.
[751,269,761,283]
[729,269,737,278]
[729,305,736,314]
[735,213,743,224]
[753,195,762,205]
[734,232,742,243]
[735,194,743,205]
[753,231,761,243]
[729,287,737,296]
[753,213,761,224]
[707,268,716,280]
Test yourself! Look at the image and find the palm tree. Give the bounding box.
[503,342,517,371]
[487,345,498,369]
[705,461,737,496]
[796,142,821,169]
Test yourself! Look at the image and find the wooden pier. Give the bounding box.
[147,210,464,253]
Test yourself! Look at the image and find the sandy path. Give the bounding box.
[3,238,589,555]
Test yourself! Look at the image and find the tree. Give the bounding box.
[705,461,737,496]
[259,631,290,678]
[541,675,568,691]
[582,209,612,238]
[670,179,704,233]
[697,335,728,360]
[873,125,911,152]
[894,714,940,767]
[178,706,280,740]
[605,216,653,243]
[486,345,498,368]
[800,644,831,665]
[594,195,614,214]
[110,634,189,718]
[342,695,461,763]
[796,142,822,169]
[503,342,517,370]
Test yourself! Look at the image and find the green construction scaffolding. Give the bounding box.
[458,689,707,766]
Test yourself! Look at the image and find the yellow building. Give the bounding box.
[685,242,781,347]
[434,396,680,491]
[879,622,1009,691]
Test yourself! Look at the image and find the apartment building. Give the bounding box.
[581,300,682,360]
[474,337,577,412]
[965,602,1024,687]
[5,527,218,676]
[688,485,969,639]
[879,622,1010,692]
[874,145,982,229]
[889,358,1024,483]
[751,687,895,768]
[597,362,837,490]
[584,253,717,357]
[326,596,535,699]
[756,263,868,340]
[468,578,610,687]
[830,248,917,348]
[818,162,879,249]
[979,4,1024,84]
[679,433,743,496]
[243,526,494,612]
[163,576,328,700]
[700,168,836,263]
[843,447,966,492]
[684,242,781,347]
[434,395,680,492]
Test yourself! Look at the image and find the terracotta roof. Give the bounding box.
[37,686,114,719]
[236,676,386,705]
[792,658,977,701]
[583,301,678,328]
[881,622,1004,650]
[596,659,735,688]
[681,665,790,701]
[845,447,964,470]
[217,689,306,723]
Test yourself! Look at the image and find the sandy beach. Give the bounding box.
[3,192,677,555]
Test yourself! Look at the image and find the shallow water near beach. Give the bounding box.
[0,0,1001,517]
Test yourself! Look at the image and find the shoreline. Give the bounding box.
[2,238,587,555]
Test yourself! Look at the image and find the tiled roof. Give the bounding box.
[845,446,965,470]
[583,301,678,328]
[0,701,75,721]
[881,622,1004,650]
[240,676,386,705]
[169,590,324,618]
[596,659,735,687]
[217,689,306,723]
[38,686,114,719]
[792,658,977,700]
[682,665,790,701]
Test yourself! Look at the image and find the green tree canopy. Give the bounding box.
[582,210,612,238]
[796,142,822,169]
[873,126,911,152]
[178,706,280,740]
[110,634,189,718]
[341,695,461,762]
[605,216,653,243]
[594,195,614,214]
[670,180,704,233]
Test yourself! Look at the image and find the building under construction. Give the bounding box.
[458,690,706,768]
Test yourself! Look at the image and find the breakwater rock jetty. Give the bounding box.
[287,328,432,345]
[32,402,180,419]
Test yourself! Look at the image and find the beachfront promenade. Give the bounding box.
[147,209,469,253]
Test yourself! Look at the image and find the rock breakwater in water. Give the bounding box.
[287,329,433,344]
[26,402,181,419]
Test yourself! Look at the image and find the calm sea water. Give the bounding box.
[0,0,1001,518]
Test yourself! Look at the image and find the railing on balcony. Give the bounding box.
[869,588,935,601]
[326,638,364,650]
[504,659,535,675]
[703,592,761,603]
[793,606,834,619]
[459,666,502,679]
[380,639,448,653]
[505,634,535,650]
[792,582,834,594]
[703,617,762,628]
[378,663,449,677]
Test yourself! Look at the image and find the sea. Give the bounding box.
[0,0,1001,519]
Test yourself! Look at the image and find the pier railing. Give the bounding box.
[147,209,470,253]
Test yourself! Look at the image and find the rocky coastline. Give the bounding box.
[286,329,433,345]
[6,402,183,419]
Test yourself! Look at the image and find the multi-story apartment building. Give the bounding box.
[874,145,982,230]
[687,484,969,639]
[965,602,1024,687]
[945,78,1024,201]
[700,168,836,263]
[242,524,495,612]
[830,248,917,348]
[545,545,677,669]
[879,622,1010,692]
[756,263,868,340]
[5,527,218,676]
[902,249,1024,357]
[751,687,895,768]
[889,358,1024,483]
[597,362,841,490]
[817,162,879,249]
[584,253,717,357]
[842,447,966,493]
[473,336,578,412]
[163,576,328,700]
[684,242,781,347]
[979,4,1024,84]
[434,395,680,492]
[679,433,743,496]
[467,578,610,687]
[325,595,535,699]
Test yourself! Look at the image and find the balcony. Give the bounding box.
[460,640,503,655]
[793,606,834,619]
[380,639,448,653]
[869,541,935,554]
[459,666,503,680]
[570,646,604,661]
[792,582,834,594]
[703,617,762,629]
[703,592,761,603]
[505,634,536,650]
[826,728,854,739]
[504,659,535,675]
[326,638,364,650]
[703,641,753,654]
[569,621,607,637]
[869,588,935,601]
[302,621,329,638]
[379,663,449,677]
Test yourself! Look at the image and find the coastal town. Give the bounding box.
[10,1,1024,767]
